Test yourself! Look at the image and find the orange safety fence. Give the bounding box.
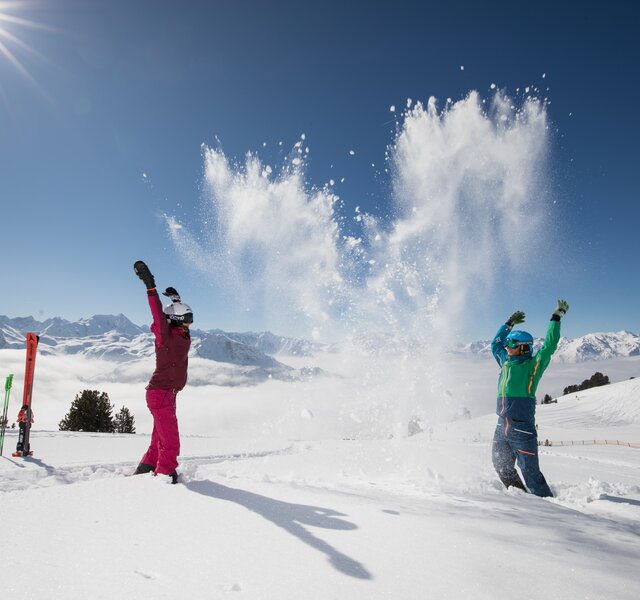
[538,439,640,449]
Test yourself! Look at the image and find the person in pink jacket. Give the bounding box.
[132,261,192,484]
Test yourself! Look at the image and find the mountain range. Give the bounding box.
[0,314,326,384]
[456,330,640,363]
[1,314,639,367]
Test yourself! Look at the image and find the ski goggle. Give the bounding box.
[506,339,531,349]
[167,312,193,324]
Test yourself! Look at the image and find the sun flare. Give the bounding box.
[0,1,56,85]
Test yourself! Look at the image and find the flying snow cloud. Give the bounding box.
[166,91,550,346]
[166,142,352,338]
[365,91,549,342]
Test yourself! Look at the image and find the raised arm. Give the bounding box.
[492,310,525,366]
[134,261,170,343]
[533,300,568,376]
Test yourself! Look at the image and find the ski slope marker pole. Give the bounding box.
[0,374,13,456]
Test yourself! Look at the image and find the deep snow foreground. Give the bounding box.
[1,391,639,600]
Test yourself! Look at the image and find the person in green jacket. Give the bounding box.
[491,299,569,497]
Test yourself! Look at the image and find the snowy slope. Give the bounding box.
[538,377,640,428]
[1,380,639,600]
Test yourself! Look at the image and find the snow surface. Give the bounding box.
[1,375,639,599]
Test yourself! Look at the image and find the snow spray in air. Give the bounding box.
[166,90,550,438]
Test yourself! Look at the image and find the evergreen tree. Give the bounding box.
[59,390,115,432]
[588,372,609,387]
[563,372,610,396]
[113,406,136,434]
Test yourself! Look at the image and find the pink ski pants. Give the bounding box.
[140,388,180,475]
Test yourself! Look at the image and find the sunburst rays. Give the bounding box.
[0,1,59,98]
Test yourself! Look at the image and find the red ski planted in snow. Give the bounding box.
[12,332,39,458]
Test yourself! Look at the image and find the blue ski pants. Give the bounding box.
[492,417,552,497]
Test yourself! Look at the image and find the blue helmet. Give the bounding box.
[505,330,533,350]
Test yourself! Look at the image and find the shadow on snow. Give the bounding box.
[185,479,373,580]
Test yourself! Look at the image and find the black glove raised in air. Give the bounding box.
[133,261,155,289]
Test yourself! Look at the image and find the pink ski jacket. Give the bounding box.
[146,290,190,391]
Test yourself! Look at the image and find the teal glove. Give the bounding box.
[553,299,569,319]
[507,311,525,327]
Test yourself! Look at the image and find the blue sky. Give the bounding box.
[0,0,637,340]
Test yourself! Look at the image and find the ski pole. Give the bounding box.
[0,374,13,456]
